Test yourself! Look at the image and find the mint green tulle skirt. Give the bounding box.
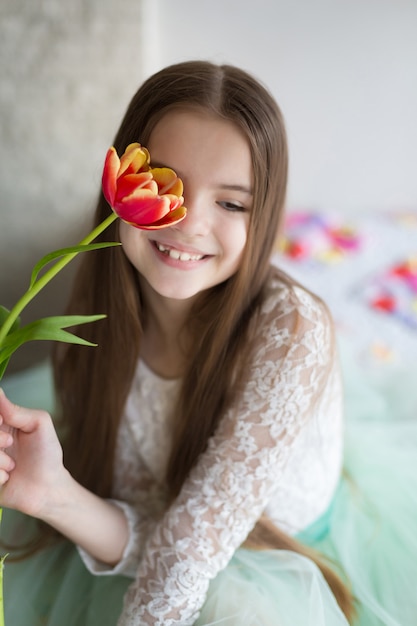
[2,354,417,626]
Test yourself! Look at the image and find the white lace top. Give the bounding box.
[79,269,344,625]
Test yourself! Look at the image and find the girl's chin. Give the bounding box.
[139,275,205,303]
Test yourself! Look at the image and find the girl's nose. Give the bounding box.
[173,194,211,237]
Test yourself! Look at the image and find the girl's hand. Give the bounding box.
[0,388,129,565]
[0,388,67,519]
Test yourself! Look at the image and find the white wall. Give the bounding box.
[150,0,417,213]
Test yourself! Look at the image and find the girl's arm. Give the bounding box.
[0,388,129,566]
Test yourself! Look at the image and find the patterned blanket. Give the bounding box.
[273,209,417,372]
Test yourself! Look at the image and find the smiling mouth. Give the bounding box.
[153,241,207,262]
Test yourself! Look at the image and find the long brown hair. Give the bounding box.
[25,61,355,620]
[56,61,289,497]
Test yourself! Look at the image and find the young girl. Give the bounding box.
[1,60,417,626]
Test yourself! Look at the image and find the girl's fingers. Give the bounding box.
[0,449,15,473]
[0,447,15,484]
[0,429,13,448]
[0,388,47,433]
[0,469,11,484]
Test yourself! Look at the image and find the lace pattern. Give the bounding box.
[80,269,343,624]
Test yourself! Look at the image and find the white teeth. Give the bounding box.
[155,242,204,262]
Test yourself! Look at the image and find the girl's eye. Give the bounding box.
[216,201,246,212]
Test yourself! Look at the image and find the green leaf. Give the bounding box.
[0,314,107,371]
[30,242,121,288]
[0,307,9,326]
[0,308,21,378]
[0,306,21,334]
[0,357,10,380]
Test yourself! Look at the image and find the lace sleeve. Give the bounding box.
[77,410,168,578]
[118,281,337,625]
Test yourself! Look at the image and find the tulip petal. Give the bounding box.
[151,167,184,197]
[165,194,185,211]
[115,173,157,203]
[114,191,170,224]
[139,205,187,230]
[102,147,120,206]
[119,143,150,177]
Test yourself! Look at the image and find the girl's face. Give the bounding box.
[119,108,253,305]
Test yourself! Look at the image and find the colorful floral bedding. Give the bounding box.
[273,209,417,372]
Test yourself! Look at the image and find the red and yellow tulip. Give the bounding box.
[102,143,187,229]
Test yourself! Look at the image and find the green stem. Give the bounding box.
[0,555,5,626]
[0,507,5,626]
[0,212,117,347]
